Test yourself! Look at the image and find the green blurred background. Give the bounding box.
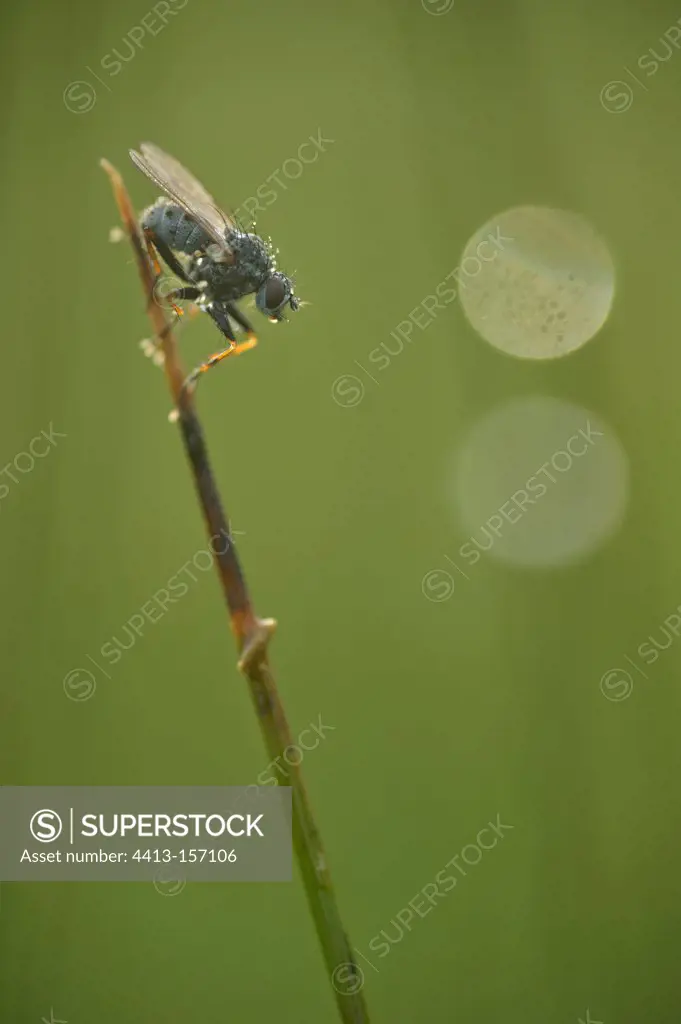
[2,0,681,1021]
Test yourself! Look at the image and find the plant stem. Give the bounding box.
[101,158,371,1023]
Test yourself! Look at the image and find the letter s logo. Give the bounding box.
[30,809,63,843]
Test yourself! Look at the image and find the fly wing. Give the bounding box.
[130,142,236,259]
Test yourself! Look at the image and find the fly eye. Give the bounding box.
[255,275,294,321]
[262,276,284,311]
[264,276,287,311]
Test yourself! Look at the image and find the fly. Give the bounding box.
[129,142,300,394]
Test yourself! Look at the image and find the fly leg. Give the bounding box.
[224,301,258,356]
[181,302,259,396]
[140,227,199,363]
[167,304,240,421]
[142,228,191,283]
[143,228,191,318]
[140,285,203,366]
[180,304,238,397]
[168,303,259,420]
[166,286,202,303]
[161,286,204,330]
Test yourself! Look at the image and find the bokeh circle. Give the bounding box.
[452,396,629,568]
[458,206,615,359]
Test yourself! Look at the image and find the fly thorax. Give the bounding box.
[227,232,273,283]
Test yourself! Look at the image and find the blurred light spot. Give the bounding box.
[459,207,615,359]
[453,396,628,568]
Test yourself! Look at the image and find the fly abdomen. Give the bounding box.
[141,198,209,256]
